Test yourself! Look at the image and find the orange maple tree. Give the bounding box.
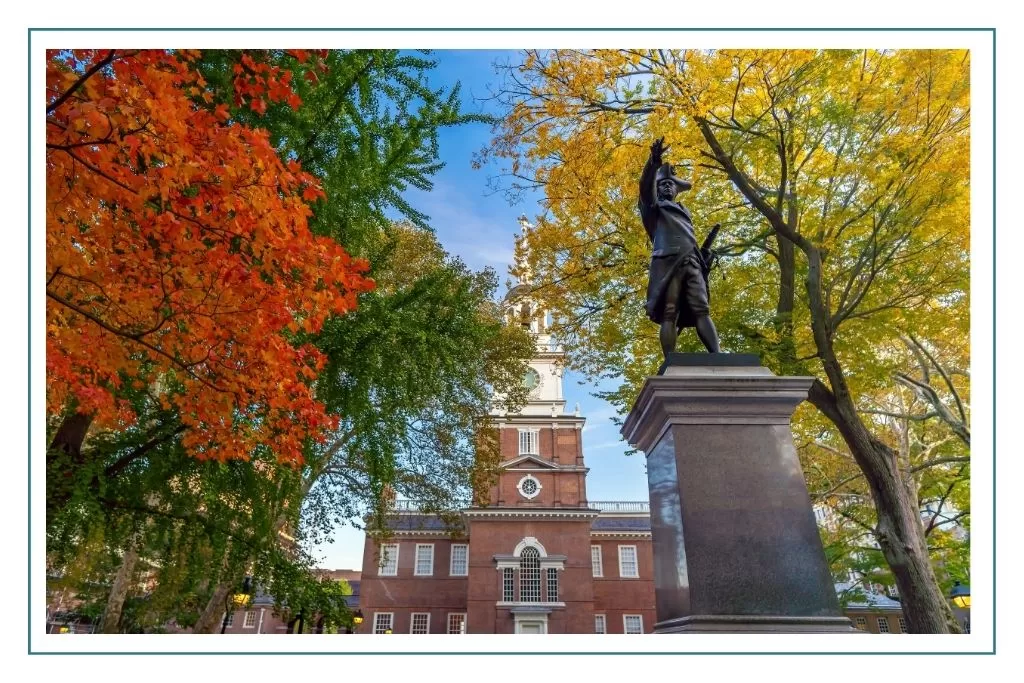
[46,49,374,464]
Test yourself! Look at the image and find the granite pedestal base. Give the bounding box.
[620,354,858,634]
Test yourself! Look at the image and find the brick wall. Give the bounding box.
[358,535,468,633]
[590,538,656,633]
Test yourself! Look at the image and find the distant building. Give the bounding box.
[219,569,361,634]
[837,581,909,633]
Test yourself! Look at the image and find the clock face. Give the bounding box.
[523,367,540,392]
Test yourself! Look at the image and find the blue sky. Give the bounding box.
[310,50,649,570]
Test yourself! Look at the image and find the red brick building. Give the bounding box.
[357,277,655,634]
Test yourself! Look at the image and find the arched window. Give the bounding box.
[519,547,541,602]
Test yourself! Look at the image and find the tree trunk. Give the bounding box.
[99,542,138,633]
[775,235,798,369]
[804,251,960,633]
[47,411,95,520]
[193,580,232,634]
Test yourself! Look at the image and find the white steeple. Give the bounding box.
[492,216,567,418]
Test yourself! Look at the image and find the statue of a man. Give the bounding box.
[638,137,721,356]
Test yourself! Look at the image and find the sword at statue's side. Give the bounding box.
[699,223,722,276]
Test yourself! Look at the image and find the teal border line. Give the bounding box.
[27,26,33,658]
[990,27,997,655]
[26,27,997,30]
[29,28,995,656]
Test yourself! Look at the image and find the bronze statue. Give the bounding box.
[638,137,721,356]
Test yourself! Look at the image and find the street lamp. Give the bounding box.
[950,581,971,609]
[221,576,253,634]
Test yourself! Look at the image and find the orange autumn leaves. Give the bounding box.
[46,50,374,463]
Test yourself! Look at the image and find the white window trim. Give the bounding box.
[518,429,540,455]
[898,616,908,633]
[414,543,435,576]
[447,612,467,634]
[618,544,639,578]
[623,614,643,634]
[545,567,559,602]
[373,612,394,634]
[854,616,867,630]
[877,616,890,633]
[517,474,543,500]
[379,543,399,576]
[223,611,235,628]
[410,612,431,634]
[450,544,469,576]
[594,614,607,634]
[591,545,603,577]
[242,611,257,629]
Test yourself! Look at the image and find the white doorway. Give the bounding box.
[515,618,547,634]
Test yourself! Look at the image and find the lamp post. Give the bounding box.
[347,609,364,634]
[220,576,253,634]
[949,581,970,633]
[949,581,970,609]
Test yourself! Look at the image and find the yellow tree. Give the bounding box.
[487,49,970,632]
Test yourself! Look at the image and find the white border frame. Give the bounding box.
[24,27,997,658]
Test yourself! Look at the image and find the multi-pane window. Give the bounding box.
[518,429,539,455]
[618,545,639,578]
[379,543,399,576]
[546,568,559,602]
[520,547,541,602]
[877,617,890,633]
[450,544,468,576]
[414,544,434,576]
[223,612,235,628]
[854,617,867,630]
[447,613,467,634]
[624,615,643,634]
[411,613,430,634]
[373,612,393,634]
[243,611,257,628]
[898,617,908,633]
[594,614,607,634]
[591,545,603,577]
[502,567,515,602]
[963,619,970,634]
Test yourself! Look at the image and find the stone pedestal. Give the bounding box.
[620,354,857,633]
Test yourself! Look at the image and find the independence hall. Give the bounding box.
[356,281,655,634]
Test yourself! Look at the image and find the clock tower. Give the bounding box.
[356,216,656,635]
[463,216,598,633]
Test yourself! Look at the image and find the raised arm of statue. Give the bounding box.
[638,138,666,239]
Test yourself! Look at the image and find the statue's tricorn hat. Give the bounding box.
[655,162,693,194]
